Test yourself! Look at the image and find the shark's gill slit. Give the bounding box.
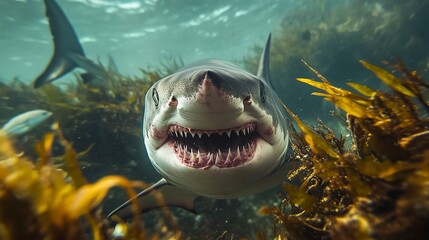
[168,123,258,168]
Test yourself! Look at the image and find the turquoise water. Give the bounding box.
[2,0,428,122]
[1,0,428,238]
[1,0,290,82]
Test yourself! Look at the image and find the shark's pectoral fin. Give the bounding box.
[107,178,198,220]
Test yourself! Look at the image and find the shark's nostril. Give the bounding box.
[243,96,252,106]
[168,96,178,107]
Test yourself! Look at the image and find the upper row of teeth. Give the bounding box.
[169,127,254,138]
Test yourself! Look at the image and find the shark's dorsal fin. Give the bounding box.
[108,54,119,73]
[34,0,103,88]
[256,34,274,88]
[108,178,198,220]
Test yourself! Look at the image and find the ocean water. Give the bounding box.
[1,0,429,238]
[2,0,428,120]
[1,0,291,82]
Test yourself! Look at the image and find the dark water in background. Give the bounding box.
[1,0,429,238]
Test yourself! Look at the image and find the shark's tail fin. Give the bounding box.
[34,0,104,88]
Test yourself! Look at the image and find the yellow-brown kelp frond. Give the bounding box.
[0,124,154,240]
[261,61,429,240]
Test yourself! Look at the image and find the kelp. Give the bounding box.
[0,122,182,239]
[260,60,429,239]
[0,56,277,239]
[0,59,178,135]
[0,59,185,239]
[0,58,183,169]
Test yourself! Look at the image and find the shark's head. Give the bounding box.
[143,58,290,198]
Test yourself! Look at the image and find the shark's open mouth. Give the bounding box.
[168,123,258,169]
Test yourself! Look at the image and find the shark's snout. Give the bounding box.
[176,70,251,123]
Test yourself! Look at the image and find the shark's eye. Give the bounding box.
[152,88,160,107]
[260,82,266,103]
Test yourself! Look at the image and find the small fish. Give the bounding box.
[1,110,52,137]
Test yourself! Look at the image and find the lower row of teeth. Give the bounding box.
[174,142,255,168]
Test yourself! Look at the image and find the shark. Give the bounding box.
[33,0,105,88]
[33,0,292,219]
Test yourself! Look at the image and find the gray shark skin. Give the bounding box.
[33,0,292,219]
[34,0,104,88]
[108,34,292,219]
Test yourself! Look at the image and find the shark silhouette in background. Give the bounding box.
[34,0,293,219]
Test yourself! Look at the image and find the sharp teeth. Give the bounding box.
[243,144,248,156]
[183,145,188,159]
[197,133,203,138]
[191,149,197,163]
[207,153,214,165]
[179,131,184,137]
[197,150,204,164]
[178,144,182,155]
[225,148,231,164]
[234,130,240,136]
[190,132,195,138]
[236,146,241,161]
[175,131,179,137]
[215,152,221,165]
[226,131,232,138]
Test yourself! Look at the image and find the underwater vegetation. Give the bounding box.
[260,60,429,240]
[0,122,183,239]
[1,58,427,239]
[1,30,429,238]
[0,59,183,178]
[243,0,429,122]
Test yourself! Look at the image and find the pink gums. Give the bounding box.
[170,140,256,169]
[167,123,258,169]
[149,124,164,140]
